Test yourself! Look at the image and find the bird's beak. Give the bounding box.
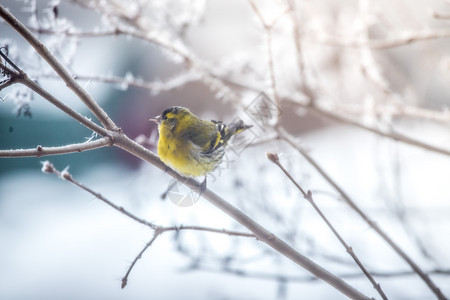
[149,115,162,124]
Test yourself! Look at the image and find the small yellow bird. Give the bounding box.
[150,106,251,191]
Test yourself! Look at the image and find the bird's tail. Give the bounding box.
[207,119,252,153]
[227,119,252,136]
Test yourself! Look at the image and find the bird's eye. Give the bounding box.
[162,115,168,120]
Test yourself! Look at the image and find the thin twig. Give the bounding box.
[309,103,450,157]
[0,137,111,158]
[284,99,450,157]
[279,129,447,300]
[0,54,24,88]
[122,225,256,288]
[41,161,158,229]
[172,225,256,238]
[121,231,159,288]
[27,22,242,105]
[28,27,120,37]
[267,152,388,300]
[28,20,450,50]
[319,100,450,125]
[0,47,25,77]
[247,0,286,122]
[202,265,450,283]
[42,161,255,236]
[285,0,306,86]
[41,72,198,94]
[41,161,257,288]
[304,28,450,49]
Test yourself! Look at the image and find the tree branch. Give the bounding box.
[0,137,111,158]
[121,224,257,288]
[267,152,388,300]
[202,265,450,283]
[41,160,158,229]
[279,128,447,300]
[305,28,450,49]
[0,61,109,138]
[40,160,258,288]
[0,4,117,130]
[285,100,450,157]
[247,0,286,121]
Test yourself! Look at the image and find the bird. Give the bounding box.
[149,106,252,192]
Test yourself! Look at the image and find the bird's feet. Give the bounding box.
[199,176,207,194]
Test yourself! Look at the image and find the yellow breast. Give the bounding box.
[157,132,215,177]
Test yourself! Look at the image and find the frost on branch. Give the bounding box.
[41,160,55,173]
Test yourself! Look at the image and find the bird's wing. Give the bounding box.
[181,120,221,153]
[202,122,227,154]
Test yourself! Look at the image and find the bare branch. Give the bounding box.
[0,5,117,130]
[120,26,242,105]
[284,100,450,157]
[0,137,111,158]
[42,72,199,94]
[202,265,450,283]
[0,51,25,89]
[267,152,388,300]
[27,20,241,104]
[285,0,307,88]
[279,128,447,300]
[41,161,257,288]
[42,160,158,229]
[0,60,108,137]
[121,225,256,288]
[171,225,256,238]
[312,104,450,157]
[28,27,120,37]
[247,0,283,120]
[305,28,450,49]
[121,231,159,289]
[0,47,26,77]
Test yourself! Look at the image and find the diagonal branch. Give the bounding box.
[0,60,108,137]
[42,160,158,229]
[121,231,159,288]
[23,73,108,136]
[279,128,448,300]
[306,103,450,157]
[267,152,388,300]
[0,4,117,131]
[282,99,450,157]
[305,28,450,49]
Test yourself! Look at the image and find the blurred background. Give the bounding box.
[1,0,450,299]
